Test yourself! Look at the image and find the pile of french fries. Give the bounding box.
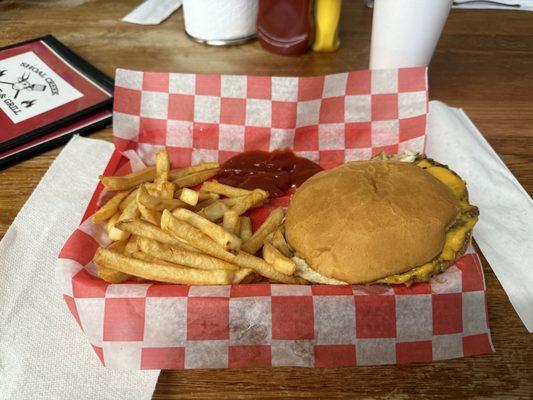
[92,150,305,285]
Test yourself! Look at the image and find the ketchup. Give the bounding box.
[218,150,323,198]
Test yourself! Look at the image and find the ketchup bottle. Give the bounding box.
[257,0,313,56]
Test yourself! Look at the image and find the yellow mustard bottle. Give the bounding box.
[312,0,342,52]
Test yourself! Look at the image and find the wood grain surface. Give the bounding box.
[1,1,532,399]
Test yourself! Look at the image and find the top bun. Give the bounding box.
[285,160,461,284]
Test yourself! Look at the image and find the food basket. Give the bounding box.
[57,68,493,369]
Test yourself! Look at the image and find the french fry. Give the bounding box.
[179,188,199,206]
[230,189,269,216]
[108,239,128,253]
[172,168,220,189]
[154,151,175,198]
[220,196,267,209]
[108,225,124,241]
[220,196,245,207]
[172,208,242,251]
[198,201,229,222]
[99,166,155,191]
[97,266,131,283]
[124,235,139,256]
[271,227,293,258]
[131,251,180,267]
[96,240,132,283]
[108,200,140,241]
[239,216,252,242]
[223,210,241,235]
[232,268,255,284]
[119,188,139,211]
[155,150,170,183]
[138,203,162,226]
[158,182,175,199]
[241,207,284,254]
[201,181,252,198]
[171,237,201,253]
[161,210,236,262]
[198,191,219,202]
[242,271,260,284]
[263,241,296,275]
[146,181,174,201]
[92,190,131,223]
[194,197,219,211]
[94,247,233,285]
[168,162,220,181]
[107,226,124,240]
[138,237,238,271]
[106,212,121,235]
[137,184,187,211]
[114,218,196,251]
[144,183,162,196]
[233,251,304,284]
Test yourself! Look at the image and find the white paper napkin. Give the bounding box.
[426,101,533,332]
[0,136,159,400]
[453,0,533,11]
[122,0,182,25]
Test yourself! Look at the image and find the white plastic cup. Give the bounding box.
[183,0,258,45]
[369,0,452,69]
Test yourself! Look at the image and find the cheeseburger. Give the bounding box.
[285,154,478,285]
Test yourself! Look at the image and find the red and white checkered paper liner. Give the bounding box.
[56,68,493,370]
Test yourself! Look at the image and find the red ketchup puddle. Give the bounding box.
[217,150,323,198]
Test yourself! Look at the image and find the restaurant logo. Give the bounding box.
[0,51,82,124]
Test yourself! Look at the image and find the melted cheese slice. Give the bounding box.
[376,160,477,285]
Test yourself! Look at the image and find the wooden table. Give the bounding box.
[1,1,532,398]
